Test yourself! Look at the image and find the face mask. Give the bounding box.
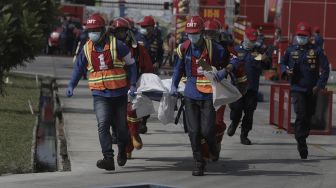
[188,33,201,44]
[88,32,101,43]
[139,28,147,35]
[115,29,127,41]
[242,38,256,50]
[204,32,219,41]
[295,36,309,45]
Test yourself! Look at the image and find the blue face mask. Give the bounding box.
[296,36,309,46]
[188,33,201,44]
[88,32,101,43]
[139,28,147,35]
[242,38,256,50]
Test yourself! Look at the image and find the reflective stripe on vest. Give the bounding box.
[84,36,127,90]
[237,75,247,83]
[176,44,183,59]
[196,75,213,93]
[127,116,140,123]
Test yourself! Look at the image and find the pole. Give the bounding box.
[119,0,126,17]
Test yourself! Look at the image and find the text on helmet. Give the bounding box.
[187,22,197,28]
[87,19,96,24]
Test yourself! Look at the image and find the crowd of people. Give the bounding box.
[66,13,330,176]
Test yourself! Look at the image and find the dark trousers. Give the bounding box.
[291,91,317,142]
[93,95,129,158]
[229,90,258,134]
[184,97,216,163]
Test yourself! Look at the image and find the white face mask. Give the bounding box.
[188,33,201,44]
[295,35,309,46]
[139,28,147,35]
[88,32,101,43]
[242,37,256,50]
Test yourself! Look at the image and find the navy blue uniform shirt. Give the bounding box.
[280,43,329,92]
[136,32,163,64]
[230,45,266,92]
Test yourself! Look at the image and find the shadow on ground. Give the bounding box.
[102,156,331,177]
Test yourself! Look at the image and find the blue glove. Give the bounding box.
[128,85,137,97]
[214,70,226,82]
[66,86,74,97]
[170,85,178,97]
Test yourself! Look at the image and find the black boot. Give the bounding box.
[240,130,252,145]
[227,122,239,136]
[209,144,220,162]
[139,117,148,134]
[96,157,115,171]
[117,152,127,166]
[192,161,205,176]
[297,139,308,159]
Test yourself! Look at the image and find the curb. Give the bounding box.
[54,85,71,172]
[31,117,38,173]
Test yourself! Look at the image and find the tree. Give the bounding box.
[0,0,59,94]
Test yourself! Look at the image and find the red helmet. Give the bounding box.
[124,17,135,28]
[245,27,258,41]
[185,16,204,34]
[86,13,105,29]
[138,16,155,27]
[112,17,130,29]
[204,19,220,31]
[295,22,311,36]
[313,26,320,33]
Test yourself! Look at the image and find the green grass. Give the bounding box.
[0,74,39,175]
[327,84,336,92]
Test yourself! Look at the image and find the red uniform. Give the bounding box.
[126,43,154,156]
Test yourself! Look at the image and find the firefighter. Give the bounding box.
[312,26,324,49]
[255,26,265,48]
[124,17,138,35]
[170,16,228,176]
[204,19,231,67]
[280,22,329,159]
[66,13,137,171]
[220,23,234,48]
[202,19,230,159]
[137,16,163,72]
[73,23,89,79]
[224,27,268,145]
[136,16,163,134]
[112,17,154,159]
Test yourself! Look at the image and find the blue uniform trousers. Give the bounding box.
[291,91,317,142]
[93,95,129,158]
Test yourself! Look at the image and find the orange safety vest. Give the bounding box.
[176,39,213,93]
[83,36,127,90]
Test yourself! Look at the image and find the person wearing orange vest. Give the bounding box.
[111,17,154,159]
[66,13,137,171]
[170,16,229,176]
